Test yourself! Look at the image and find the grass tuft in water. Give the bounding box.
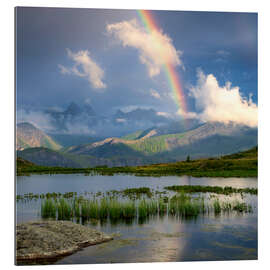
[213,199,221,215]
[40,192,254,224]
[57,198,72,220]
[41,199,57,218]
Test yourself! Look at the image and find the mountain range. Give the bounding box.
[16,122,61,151]
[16,117,257,168]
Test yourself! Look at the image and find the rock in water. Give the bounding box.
[16,220,113,262]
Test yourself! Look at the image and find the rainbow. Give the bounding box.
[137,10,187,117]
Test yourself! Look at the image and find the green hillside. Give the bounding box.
[128,133,184,155]
[17,147,80,168]
[121,130,144,140]
[16,146,258,177]
[16,157,35,169]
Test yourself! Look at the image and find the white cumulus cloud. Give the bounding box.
[156,111,172,118]
[176,107,198,119]
[106,19,183,77]
[59,49,106,89]
[187,69,258,127]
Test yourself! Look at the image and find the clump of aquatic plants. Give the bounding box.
[105,187,154,200]
[232,201,253,213]
[168,193,204,218]
[121,187,153,199]
[41,199,56,218]
[164,185,257,195]
[17,191,78,202]
[213,199,221,215]
[40,191,254,223]
[57,198,73,220]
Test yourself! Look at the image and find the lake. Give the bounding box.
[16,174,258,264]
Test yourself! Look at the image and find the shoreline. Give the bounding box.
[16,147,258,178]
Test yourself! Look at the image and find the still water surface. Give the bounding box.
[16,174,258,263]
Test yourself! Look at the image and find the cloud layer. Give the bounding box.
[17,109,54,132]
[106,19,183,77]
[150,89,161,99]
[59,49,106,89]
[187,69,258,127]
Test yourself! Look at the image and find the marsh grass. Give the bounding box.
[158,198,167,215]
[232,201,253,213]
[41,199,56,218]
[57,198,72,220]
[213,199,221,215]
[108,199,123,221]
[122,200,136,219]
[40,191,253,223]
[168,193,203,218]
[164,185,257,195]
[16,184,257,205]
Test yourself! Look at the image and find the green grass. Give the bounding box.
[128,133,184,155]
[232,201,252,213]
[121,130,144,140]
[40,194,253,223]
[169,193,203,218]
[57,198,72,220]
[122,200,136,219]
[213,199,221,215]
[41,199,57,218]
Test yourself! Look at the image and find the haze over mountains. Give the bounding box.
[44,102,173,137]
[16,103,258,168]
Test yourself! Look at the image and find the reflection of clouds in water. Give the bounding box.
[55,214,257,264]
[134,218,188,262]
[189,176,258,188]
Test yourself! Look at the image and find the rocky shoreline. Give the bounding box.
[16,220,113,262]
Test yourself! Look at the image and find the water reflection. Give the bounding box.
[53,214,257,264]
[17,174,258,197]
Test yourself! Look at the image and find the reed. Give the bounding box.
[57,198,72,220]
[232,201,252,213]
[108,199,123,220]
[81,200,91,219]
[40,194,254,223]
[99,198,109,220]
[41,199,56,218]
[122,200,136,219]
[213,199,221,215]
[169,193,204,218]
[138,199,148,219]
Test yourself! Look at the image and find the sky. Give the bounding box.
[16,7,258,127]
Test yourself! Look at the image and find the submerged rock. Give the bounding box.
[16,220,113,262]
